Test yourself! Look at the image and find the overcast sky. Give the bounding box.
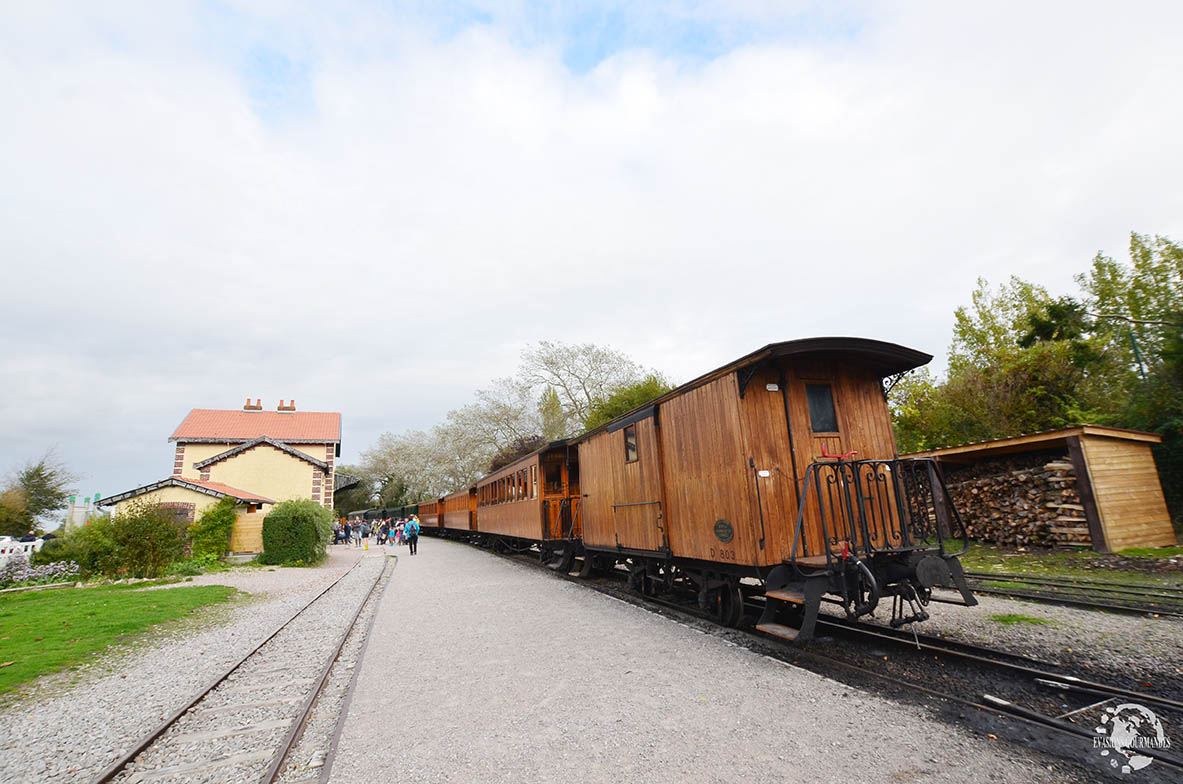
[2,1,1180,503]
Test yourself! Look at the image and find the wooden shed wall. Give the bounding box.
[1081,436,1175,550]
[580,416,667,553]
[441,490,473,531]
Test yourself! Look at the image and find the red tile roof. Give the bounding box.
[170,409,341,443]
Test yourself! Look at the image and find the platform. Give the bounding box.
[325,539,1065,784]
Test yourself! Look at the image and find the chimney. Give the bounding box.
[277,400,296,412]
[244,398,262,411]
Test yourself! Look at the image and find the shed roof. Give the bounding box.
[904,425,1162,462]
[170,409,341,443]
[97,478,276,507]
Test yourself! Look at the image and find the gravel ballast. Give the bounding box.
[326,540,1073,784]
[0,547,368,783]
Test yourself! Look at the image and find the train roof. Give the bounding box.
[574,337,931,442]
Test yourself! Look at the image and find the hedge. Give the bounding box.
[259,499,333,566]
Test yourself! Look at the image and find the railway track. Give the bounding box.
[91,553,393,784]
[958,570,1183,618]
[481,543,1183,780]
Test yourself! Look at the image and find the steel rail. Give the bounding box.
[965,572,1183,602]
[260,554,391,783]
[810,617,1183,712]
[961,585,1183,618]
[91,555,368,784]
[964,570,1183,596]
[316,553,400,784]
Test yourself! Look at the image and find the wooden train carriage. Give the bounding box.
[417,499,441,527]
[441,488,477,532]
[474,441,580,542]
[573,337,976,640]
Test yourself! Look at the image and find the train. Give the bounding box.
[356,337,978,641]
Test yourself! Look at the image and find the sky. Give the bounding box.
[2,1,1181,504]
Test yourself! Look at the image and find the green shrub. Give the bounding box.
[108,501,189,578]
[190,496,238,560]
[260,499,333,566]
[32,504,187,578]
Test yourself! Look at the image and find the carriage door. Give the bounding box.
[786,363,850,558]
[738,364,800,564]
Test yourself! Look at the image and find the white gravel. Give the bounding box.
[0,547,367,784]
[326,540,1073,784]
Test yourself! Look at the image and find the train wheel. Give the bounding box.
[709,581,743,627]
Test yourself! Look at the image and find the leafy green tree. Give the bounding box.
[582,374,675,432]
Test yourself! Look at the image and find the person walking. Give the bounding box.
[352,522,362,548]
[405,515,420,556]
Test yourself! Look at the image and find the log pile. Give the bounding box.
[943,451,1091,547]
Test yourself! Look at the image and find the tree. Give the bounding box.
[488,435,548,473]
[891,231,1183,531]
[582,374,675,432]
[519,341,649,436]
[13,451,80,528]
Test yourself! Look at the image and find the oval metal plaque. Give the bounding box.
[714,518,734,543]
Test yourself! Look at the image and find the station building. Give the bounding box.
[98,399,342,554]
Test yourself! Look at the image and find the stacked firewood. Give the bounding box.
[942,451,1091,547]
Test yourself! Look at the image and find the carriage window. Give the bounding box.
[805,383,839,432]
[624,424,638,462]
[530,466,537,498]
[544,461,562,494]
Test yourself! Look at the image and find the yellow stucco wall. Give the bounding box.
[176,443,237,479]
[205,444,318,506]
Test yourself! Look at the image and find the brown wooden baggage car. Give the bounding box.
[441,488,477,534]
[473,441,580,555]
[571,337,976,640]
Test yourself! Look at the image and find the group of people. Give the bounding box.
[333,515,421,555]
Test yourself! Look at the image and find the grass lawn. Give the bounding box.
[958,542,1183,588]
[0,584,237,696]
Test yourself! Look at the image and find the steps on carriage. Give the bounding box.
[758,576,825,643]
[754,622,799,642]
[764,588,805,604]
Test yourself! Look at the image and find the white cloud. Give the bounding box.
[2,1,1181,498]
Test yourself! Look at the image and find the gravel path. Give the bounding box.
[327,540,1072,784]
[0,547,365,784]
